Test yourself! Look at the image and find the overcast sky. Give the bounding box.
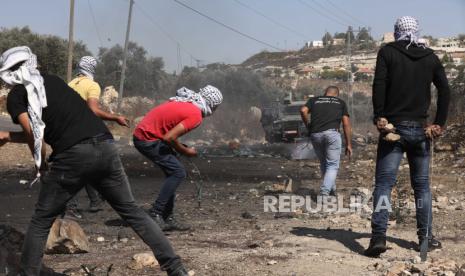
[1,0,464,72]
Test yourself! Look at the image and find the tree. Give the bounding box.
[95,42,167,98]
[322,32,333,46]
[441,54,451,64]
[457,34,465,46]
[356,27,373,43]
[334,32,346,39]
[0,26,91,78]
[346,27,355,44]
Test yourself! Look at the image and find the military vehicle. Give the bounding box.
[261,93,310,143]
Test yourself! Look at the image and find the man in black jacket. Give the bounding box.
[365,16,450,257]
[0,46,188,276]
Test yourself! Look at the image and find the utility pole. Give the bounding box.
[118,0,134,109]
[66,0,75,82]
[346,26,355,127]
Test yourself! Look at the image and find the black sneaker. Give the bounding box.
[164,214,191,232]
[64,208,83,220]
[364,236,387,257]
[88,199,105,213]
[168,265,189,276]
[149,212,169,231]
[416,236,442,252]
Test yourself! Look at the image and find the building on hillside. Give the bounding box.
[306,40,324,48]
[431,46,465,65]
[357,67,374,75]
[295,66,319,79]
[332,38,345,46]
[437,38,460,48]
[382,32,395,43]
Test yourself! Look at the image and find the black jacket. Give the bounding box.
[372,41,450,126]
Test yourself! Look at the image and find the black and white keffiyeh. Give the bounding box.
[0,46,47,174]
[170,85,223,117]
[394,16,424,49]
[77,56,97,79]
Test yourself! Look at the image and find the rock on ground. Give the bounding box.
[45,219,89,254]
[127,252,159,270]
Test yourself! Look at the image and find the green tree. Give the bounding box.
[334,32,346,39]
[0,26,91,78]
[356,27,373,43]
[322,32,333,46]
[95,42,167,98]
[441,54,451,64]
[346,27,355,44]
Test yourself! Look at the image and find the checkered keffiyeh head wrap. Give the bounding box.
[77,56,97,79]
[170,85,222,117]
[394,16,424,48]
[200,85,223,111]
[0,46,47,174]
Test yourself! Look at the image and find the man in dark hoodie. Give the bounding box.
[365,16,450,257]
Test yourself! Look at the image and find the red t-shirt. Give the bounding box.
[134,101,203,141]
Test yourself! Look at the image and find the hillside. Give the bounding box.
[241,45,376,70]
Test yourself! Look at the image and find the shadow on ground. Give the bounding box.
[290,227,417,255]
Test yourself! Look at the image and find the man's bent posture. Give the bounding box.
[0,46,188,276]
[66,56,129,217]
[133,86,223,231]
[365,16,450,257]
[300,86,352,196]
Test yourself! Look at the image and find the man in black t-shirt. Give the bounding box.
[0,46,188,276]
[300,86,352,196]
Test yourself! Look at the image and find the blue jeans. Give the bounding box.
[310,130,342,195]
[20,138,181,275]
[371,122,432,240]
[133,137,186,218]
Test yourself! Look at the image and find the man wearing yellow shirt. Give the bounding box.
[66,56,129,218]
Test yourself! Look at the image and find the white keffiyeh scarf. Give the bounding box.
[0,46,47,174]
[170,85,223,117]
[77,56,97,79]
[394,16,425,49]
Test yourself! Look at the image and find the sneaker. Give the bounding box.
[149,212,169,231]
[64,208,83,220]
[364,236,387,257]
[168,265,189,276]
[416,236,442,252]
[164,214,191,232]
[88,199,105,213]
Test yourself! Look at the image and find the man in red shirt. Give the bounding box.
[133,85,223,231]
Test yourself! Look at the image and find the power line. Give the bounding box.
[309,0,353,26]
[325,0,366,27]
[87,0,104,47]
[296,0,347,27]
[233,0,307,40]
[173,0,283,51]
[134,1,204,64]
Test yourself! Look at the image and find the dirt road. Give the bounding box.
[0,137,464,275]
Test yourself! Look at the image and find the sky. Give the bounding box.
[0,0,464,72]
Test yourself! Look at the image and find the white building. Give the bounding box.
[307,40,324,48]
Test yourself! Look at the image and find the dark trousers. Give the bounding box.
[133,137,186,218]
[66,183,102,209]
[371,122,432,239]
[20,139,181,275]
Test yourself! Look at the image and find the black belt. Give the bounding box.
[79,133,113,144]
[395,121,425,128]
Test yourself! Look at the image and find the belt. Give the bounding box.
[79,133,113,144]
[395,121,425,128]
